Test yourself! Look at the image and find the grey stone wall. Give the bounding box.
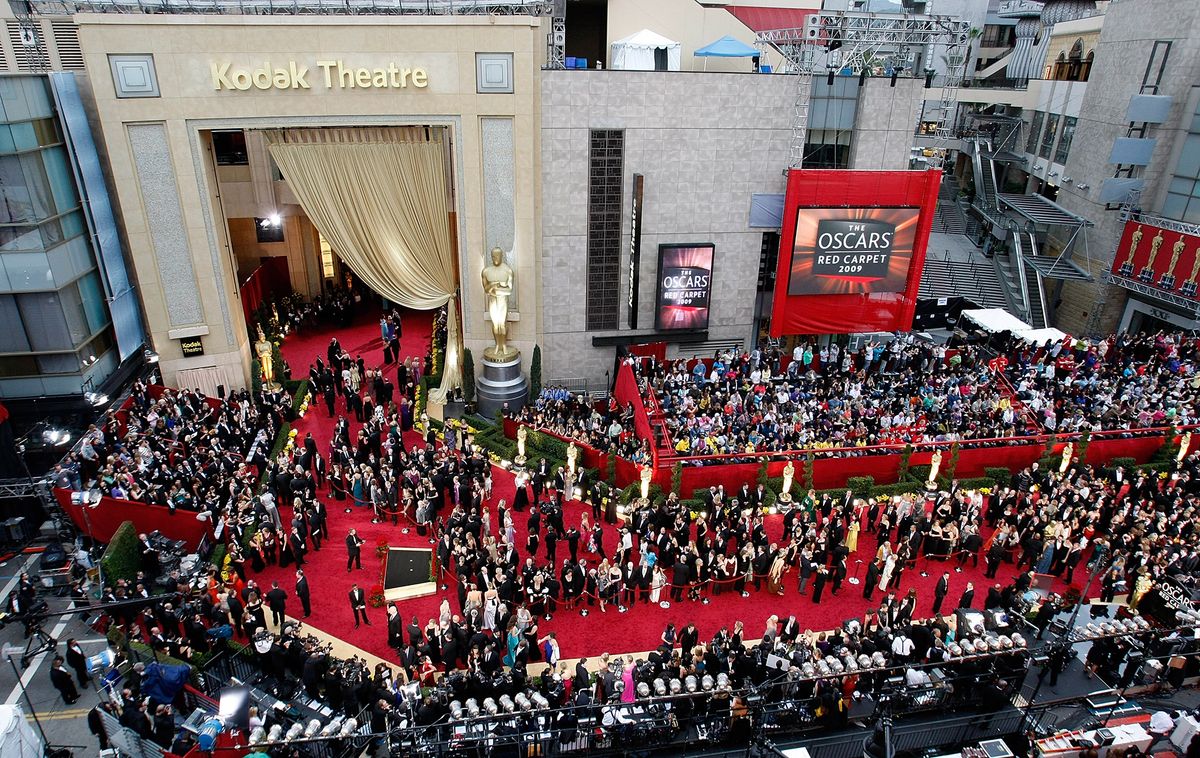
[850,77,925,171]
[1052,0,1200,335]
[539,70,794,386]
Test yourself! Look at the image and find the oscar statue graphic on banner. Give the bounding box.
[1117,224,1142,278]
[1160,235,1186,290]
[475,246,529,416]
[1183,246,1200,298]
[1138,228,1165,284]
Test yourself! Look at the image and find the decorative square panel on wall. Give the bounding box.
[108,54,160,98]
[476,53,514,94]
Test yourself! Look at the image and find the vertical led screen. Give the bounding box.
[769,168,941,336]
[655,243,714,331]
[787,207,920,295]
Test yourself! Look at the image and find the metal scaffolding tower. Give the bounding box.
[756,8,971,169]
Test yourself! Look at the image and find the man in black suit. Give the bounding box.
[349,584,369,627]
[50,656,79,704]
[346,528,364,571]
[295,569,311,618]
[958,581,975,610]
[65,638,91,688]
[407,616,424,648]
[932,571,950,616]
[265,581,288,628]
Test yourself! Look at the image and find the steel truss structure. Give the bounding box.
[757,9,971,169]
[25,0,552,15]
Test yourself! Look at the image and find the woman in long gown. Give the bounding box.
[878,553,896,594]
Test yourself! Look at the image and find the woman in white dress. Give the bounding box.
[650,565,667,603]
[878,552,896,594]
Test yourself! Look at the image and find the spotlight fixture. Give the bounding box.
[143,347,160,364]
[84,391,109,407]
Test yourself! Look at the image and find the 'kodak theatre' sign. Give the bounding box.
[211,60,429,91]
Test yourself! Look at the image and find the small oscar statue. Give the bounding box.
[1059,441,1073,474]
[1160,235,1186,290]
[927,450,942,491]
[513,425,527,469]
[1117,225,1142,277]
[1138,228,1165,283]
[778,460,795,504]
[637,464,653,508]
[1178,431,1192,465]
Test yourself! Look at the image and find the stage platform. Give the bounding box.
[383,547,435,601]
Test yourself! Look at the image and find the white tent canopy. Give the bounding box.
[0,706,42,758]
[1016,326,1070,345]
[962,308,1032,334]
[611,29,682,71]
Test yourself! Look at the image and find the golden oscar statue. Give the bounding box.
[779,460,795,503]
[481,247,517,362]
[1059,441,1073,474]
[927,450,942,489]
[1183,246,1200,297]
[1160,235,1187,290]
[1178,431,1192,464]
[514,425,528,467]
[255,325,281,392]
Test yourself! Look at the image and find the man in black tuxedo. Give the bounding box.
[349,584,369,627]
[265,581,288,628]
[50,656,79,704]
[932,571,950,615]
[346,528,364,571]
[295,569,311,618]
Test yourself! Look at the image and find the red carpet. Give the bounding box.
[255,312,1067,664]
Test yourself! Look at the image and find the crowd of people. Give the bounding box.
[515,331,1200,463]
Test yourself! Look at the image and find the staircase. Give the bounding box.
[932,198,968,234]
[920,235,1010,309]
[992,232,1047,328]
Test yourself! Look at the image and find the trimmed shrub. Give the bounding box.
[1109,457,1137,470]
[100,521,142,581]
[462,349,476,403]
[984,467,1013,487]
[846,476,875,496]
[529,345,542,400]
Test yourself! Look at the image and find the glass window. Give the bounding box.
[77,271,108,333]
[1165,100,1200,221]
[0,355,37,377]
[1039,114,1060,160]
[212,130,249,166]
[32,118,61,147]
[3,251,53,290]
[0,154,36,223]
[1026,111,1044,154]
[1176,133,1200,179]
[59,281,90,344]
[9,122,36,151]
[37,353,80,374]
[0,295,30,353]
[42,147,79,215]
[1055,117,1077,164]
[16,291,73,351]
[0,225,39,252]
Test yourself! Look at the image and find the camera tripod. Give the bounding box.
[17,620,57,668]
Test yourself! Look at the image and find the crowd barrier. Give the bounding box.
[54,487,213,548]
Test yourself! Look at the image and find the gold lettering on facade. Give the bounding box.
[213,60,429,91]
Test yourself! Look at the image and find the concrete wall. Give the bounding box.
[1051,0,1200,335]
[539,69,794,385]
[850,77,925,170]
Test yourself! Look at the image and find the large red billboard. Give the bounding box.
[770,169,941,336]
[1111,219,1200,300]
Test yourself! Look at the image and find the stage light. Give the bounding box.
[42,428,70,447]
[338,718,358,738]
[143,347,160,364]
[85,391,109,407]
[269,213,282,227]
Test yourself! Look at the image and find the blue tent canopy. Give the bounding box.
[694,35,759,58]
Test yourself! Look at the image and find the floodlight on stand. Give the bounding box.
[143,347,160,364]
[269,213,282,227]
[338,718,358,738]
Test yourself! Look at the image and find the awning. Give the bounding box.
[1024,255,1093,281]
[695,35,760,58]
[725,5,817,33]
[962,308,1033,334]
[999,193,1093,227]
[1016,327,1069,345]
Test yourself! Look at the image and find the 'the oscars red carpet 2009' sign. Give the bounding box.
[656,244,714,331]
[788,207,919,295]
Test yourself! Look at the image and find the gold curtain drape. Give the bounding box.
[263,126,461,402]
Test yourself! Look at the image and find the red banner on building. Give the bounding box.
[769,168,941,336]
[1111,219,1200,300]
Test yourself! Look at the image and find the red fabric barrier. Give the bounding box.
[955,444,1045,478]
[678,462,761,498]
[614,457,642,489]
[613,362,654,455]
[628,342,667,362]
[812,454,902,491]
[239,256,291,325]
[1085,435,1165,466]
[55,488,211,549]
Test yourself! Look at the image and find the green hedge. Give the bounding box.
[846,476,875,494]
[100,521,142,581]
[209,543,227,569]
[985,467,1013,487]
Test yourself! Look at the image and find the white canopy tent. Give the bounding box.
[611,29,682,71]
[962,308,1033,334]
[1015,326,1070,345]
[0,706,42,758]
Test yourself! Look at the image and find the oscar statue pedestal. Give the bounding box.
[477,355,529,417]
